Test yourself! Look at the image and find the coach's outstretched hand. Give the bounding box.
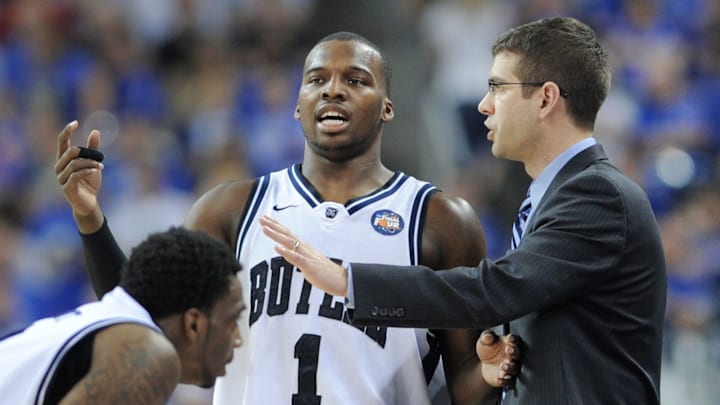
[260,215,349,297]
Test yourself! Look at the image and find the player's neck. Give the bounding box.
[300,157,394,204]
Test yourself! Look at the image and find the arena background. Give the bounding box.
[0,0,717,403]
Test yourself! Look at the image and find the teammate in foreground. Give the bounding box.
[0,227,245,404]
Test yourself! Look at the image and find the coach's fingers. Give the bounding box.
[260,215,349,296]
[504,333,522,361]
[480,329,499,344]
[260,215,300,251]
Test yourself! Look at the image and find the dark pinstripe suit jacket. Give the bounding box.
[350,144,667,404]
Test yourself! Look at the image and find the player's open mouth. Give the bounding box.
[319,112,347,124]
[317,110,349,133]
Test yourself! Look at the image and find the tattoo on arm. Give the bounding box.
[63,335,178,405]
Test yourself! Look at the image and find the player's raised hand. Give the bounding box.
[477,330,522,388]
[54,120,106,233]
[260,215,349,297]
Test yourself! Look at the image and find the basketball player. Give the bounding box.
[0,227,245,404]
[55,32,519,404]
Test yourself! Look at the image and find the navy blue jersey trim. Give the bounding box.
[347,173,409,215]
[408,185,438,265]
[289,164,320,208]
[236,176,270,258]
[422,330,442,384]
[35,318,153,404]
[288,166,413,216]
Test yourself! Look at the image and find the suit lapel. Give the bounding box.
[525,143,609,233]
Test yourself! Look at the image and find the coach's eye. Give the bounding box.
[488,80,500,94]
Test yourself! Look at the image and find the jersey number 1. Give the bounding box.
[293,333,322,405]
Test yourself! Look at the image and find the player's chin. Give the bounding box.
[198,378,217,389]
[206,370,229,387]
[217,360,232,377]
[199,368,227,388]
[214,366,228,380]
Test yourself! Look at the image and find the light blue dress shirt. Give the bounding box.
[347,137,598,307]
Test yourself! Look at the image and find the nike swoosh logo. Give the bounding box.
[273,204,300,211]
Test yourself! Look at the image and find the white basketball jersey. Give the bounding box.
[0,287,159,405]
[214,164,443,405]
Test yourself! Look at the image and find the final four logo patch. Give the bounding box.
[371,210,404,235]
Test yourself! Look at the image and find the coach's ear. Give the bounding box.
[294,104,301,120]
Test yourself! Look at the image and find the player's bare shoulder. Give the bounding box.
[185,178,259,245]
[198,178,258,208]
[421,191,487,268]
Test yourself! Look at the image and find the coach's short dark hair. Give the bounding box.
[120,227,242,319]
[492,17,611,130]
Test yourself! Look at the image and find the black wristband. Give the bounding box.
[79,217,126,298]
[78,215,109,238]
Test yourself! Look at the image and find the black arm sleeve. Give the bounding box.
[79,217,127,298]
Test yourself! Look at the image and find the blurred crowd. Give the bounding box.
[0,0,717,403]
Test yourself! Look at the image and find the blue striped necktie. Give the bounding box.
[511,194,532,250]
[503,193,532,401]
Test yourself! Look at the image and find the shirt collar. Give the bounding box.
[528,137,597,212]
